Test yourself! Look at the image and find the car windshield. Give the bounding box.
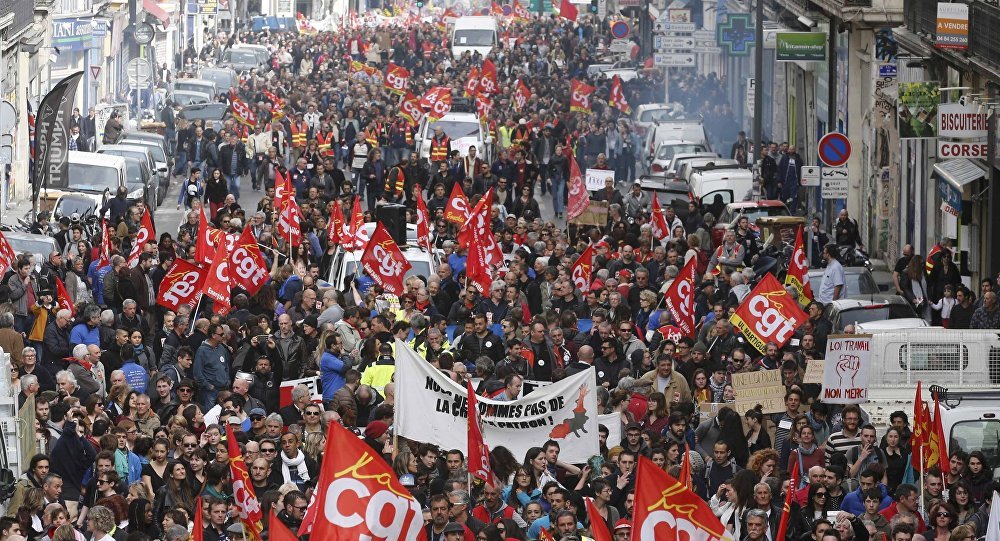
[837,304,917,327]
[201,71,234,91]
[68,163,120,192]
[224,50,259,64]
[180,104,228,121]
[343,260,432,283]
[54,197,97,218]
[656,144,707,160]
[175,82,213,94]
[6,238,55,262]
[453,29,495,46]
[639,109,674,123]
[736,206,790,223]
[427,120,479,139]
[124,160,144,185]
[174,93,209,105]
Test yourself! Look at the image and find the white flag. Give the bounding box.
[987,491,1000,541]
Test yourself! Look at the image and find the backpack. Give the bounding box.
[696,248,711,276]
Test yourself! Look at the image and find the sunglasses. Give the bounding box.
[250,415,264,421]
[184,443,198,448]
[97,479,110,485]
[937,512,952,518]
[815,492,827,497]
[178,388,193,393]
[261,448,277,453]
[304,411,321,416]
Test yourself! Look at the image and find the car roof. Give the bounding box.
[807,266,871,276]
[727,200,786,209]
[829,294,911,308]
[855,319,930,330]
[3,231,58,243]
[100,144,154,156]
[70,150,126,166]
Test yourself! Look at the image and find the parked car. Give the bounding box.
[807,267,880,298]
[823,294,924,332]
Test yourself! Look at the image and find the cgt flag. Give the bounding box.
[465,67,481,98]
[570,80,595,113]
[229,227,270,296]
[479,60,499,95]
[398,92,425,127]
[609,75,632,115]
[0,229,18,276]
[384,63,410,95]
[650,196,669,240]
[443,183,471,225]
[277,201,303,248]
[415,189,433,253]
[33,72,84,204]
[570,244,594,293]
[632,456,736,541]
[466,379,497,487]
[513,80,532,111]
[784,225,814,305]
[156,259,206,312]
[126,210,156,268]
[308,421,426,540]
[663,257,698,337]
[202,236,232,315]
[420,86,453,121]
[566,151,589,220]
[729,273,807,351]
[226,424,263,541]
[54,277,74,317]
[361,223,412,296]
[97,219,112,269]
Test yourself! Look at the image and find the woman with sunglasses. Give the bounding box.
[301,405,326,437]
[921,502,957,541]
[796,482,831,536]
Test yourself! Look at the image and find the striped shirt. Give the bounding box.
[824,430,862,465]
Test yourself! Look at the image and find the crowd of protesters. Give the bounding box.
[0,6,995,541]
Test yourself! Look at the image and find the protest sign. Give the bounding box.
[570,200,608,227]
[395,340,600,463]
[804,359,825,384]
[821,334,873,404]
[731,369,785,414]
[585,168,615,191]
[279,376,323,408]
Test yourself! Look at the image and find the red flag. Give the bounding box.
[274,170,292,212]
[54,277,74,316]
[678,442,692,488]
[569,80,594,112]
[479,60,499,95]
[269,508,300,540]
[343,195,364,250]
[308,421,426,540]
[226,425,263,540]
[443,183,472,225]
[126,210,155,268]
[458,188,494,245]
[231,96,257,127]
[475,92,494,120]
[458,189,504,272]
[566,152,589,220]
[229,227,270,296]
[277,202,303,248]
[361,223,412,295]
[584,498,612,541]
[196,208,222,265]
[664,257,698,337]
[415,189,433,253]
[155,259,206,312]
[466,223,492,294]
[193,496,204,541]
[513,80,532,112]
[97,219,112,269]
[729,273,808,350]
[911,381,926,471]
[538,527,557,541]
[328,200,345,245]
[398,92,425,127]
[202,236,232,315]
[775,454,799,541]
[657,325,685,343]
[785,224,814,305]
[490,1,503,15]
[420,86,453,121]
[570,244,594,293]
[513,0,530,19]
[650,196,670,241]
[464,67,481,98]
[384,63,410,95]
[632,456,735,541]
[0,230,17,277]
[928,390,948,470]
[558,0,578,21]
[609,75,632,115]
[466,379,496,487]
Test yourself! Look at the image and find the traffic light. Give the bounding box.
[416,0,423,6]
[589,0,598,12]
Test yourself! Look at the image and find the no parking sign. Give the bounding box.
[610,21,630,39]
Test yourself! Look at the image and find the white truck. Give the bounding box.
[451,16,498,57]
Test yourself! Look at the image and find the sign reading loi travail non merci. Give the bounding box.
[821,334,873,404]
[936,2,969,50]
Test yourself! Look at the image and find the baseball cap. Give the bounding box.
[614,519,632,531]
[625,422,642,432]
[249,408,266,417]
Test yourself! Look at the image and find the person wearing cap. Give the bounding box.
[363,420,391,457]
[612,519,631,540]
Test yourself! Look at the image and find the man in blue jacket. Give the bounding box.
[320,332,349,402]
[194,323,231,410]
[841,468,893,515]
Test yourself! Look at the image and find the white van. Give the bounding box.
[451,16,498,57]
[415,112,487,162]
[688,165,753,206]
[643,121,710,164]
[38,152,128,213]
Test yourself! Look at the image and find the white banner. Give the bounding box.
[598,413,621,449]
[585,168,616,191]
[820,334,873,404]
[395,340,601,463]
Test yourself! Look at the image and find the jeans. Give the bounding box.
[173,151,188,176]
[164,128,176,156]
[226,174,241,201]
[384,147,400,168]
[354,169,366,208]
[550,173,566,215]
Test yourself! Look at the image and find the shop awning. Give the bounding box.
[143,0,171,26]
[933,159,986,190]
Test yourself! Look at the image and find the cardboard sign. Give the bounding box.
[731,369,785,414]
[804,359,825,384]
[584,168,615,191]
[821,334,873,404]
[279,376,323,407]
[569,200,609,227]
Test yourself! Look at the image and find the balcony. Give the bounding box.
[903,0,937,37]
[901,0,1000,72]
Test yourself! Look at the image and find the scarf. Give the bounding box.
[798,443,818,455]
[134,343,146,357]
[280,450,310,483]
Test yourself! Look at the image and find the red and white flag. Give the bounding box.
[443,183,471,225]
[0,230,17,276]
[155,259,206,312]
[466,223,493,293]
[342,196,364,250]
[664,257,698,337]
[229,227,270,296]
[632,456,735,541]
[569,80,594,112]
[361,223,411,295]
[226,424,263,540]
[328,201,344,245]
[420,86,453,121]
[384,63,410,95]
[513,0,529,19]
[570,244,594,293]
[479,60,499,95]
[785,224,814,305]
[398,92,424,127]
[54,277,74,316]
[202,236,232,315]
[126,210,155,268]
[558,0,578,21]
[566,152,589,220]
[307,422,425,540]
[513,80,532,112]
[277,202,303,248]
[650,196,670,241]
[273,169,291,212]
[415,189,433,253]
[466,379,496,487]
[97,220,112,269]
[609,75,632,115]
[464,67,481,98]
[230,93,257,127]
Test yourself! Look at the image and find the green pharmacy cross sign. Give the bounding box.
[718,14,755,57]
[775,31,827,61]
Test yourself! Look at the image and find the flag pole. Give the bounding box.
[189,294,203,334]
[919,443,925,516]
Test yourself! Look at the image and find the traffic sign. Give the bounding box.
[745,78,755,115]
[655,36,695,49]
[127,58,152,89]
[692,30,715,40]
[654,53,696,67]
[693,46,722,53]
[801,165,820,187]
[653,21,696,33]
[134,23,155,45]
[818,132,852,167]
[610,39,631,53]
[90,65,101,79]
[821,167,849,199]
[610,21,630,39]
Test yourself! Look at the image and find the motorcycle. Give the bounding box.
[838,244,873,271]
